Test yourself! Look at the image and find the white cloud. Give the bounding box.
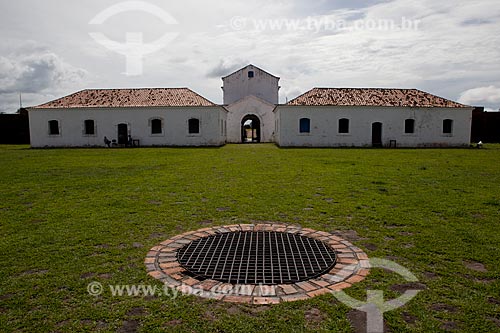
[0,42,87,112]
[459,86,500,107]
[206,58,249,78]
[1,0,499,108]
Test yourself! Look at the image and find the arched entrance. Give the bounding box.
[372,122,383,147]
[241,115,261,143]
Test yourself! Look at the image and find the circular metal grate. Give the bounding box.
[177,231,337,285]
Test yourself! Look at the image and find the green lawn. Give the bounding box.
[0,144,499,332]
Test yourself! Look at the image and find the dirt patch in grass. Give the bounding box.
[80,319,93,326]
[204,310,217,322]
[440,321,459,331]
[21,269,48,276]
[80,272,95,279]
[304,307,325,329]
[164,319,183,327]
[118,320,140,333]
[401,311,418,324]
[127,307,146,317]
[390,282,426,293]
[474,277,495,284]
[362,243,378,251]
[422,271,438,280]
[149,232,166,239]
[332,230,367,241]
[132,242,143,248]
[56,319,70,328]
[243,305,270,317]
[347,310,391,333]
[95,321,108,329]
[431,303,459,313]
[464,261,488,272]
[98,273,112,279]
[384,255,401,262]
[489,317,500,327]
[384,225,403,229]
[198,219,213,225]
[226,305,242,316]
[488,297,500,305]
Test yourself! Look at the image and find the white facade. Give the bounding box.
[29,107,227,148]
[274,106,473,147]
[222,65,280,105]
[226,96,276,143]
[28,66,474,149]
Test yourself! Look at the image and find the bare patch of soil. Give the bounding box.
[464,261,488,272]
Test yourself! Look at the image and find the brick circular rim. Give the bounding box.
[145,224,370,304]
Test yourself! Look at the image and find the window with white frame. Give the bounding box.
[299,118,311,133]
[150,118,163,135]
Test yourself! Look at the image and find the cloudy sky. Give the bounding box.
[1,0,499,113]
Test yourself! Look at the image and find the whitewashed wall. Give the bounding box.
[222,66,279,105]
[29,107,227,148]
[275,106,473,147]
[226,96,276,143]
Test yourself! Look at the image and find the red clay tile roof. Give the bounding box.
[33,88,216,109]
[287,88,469,108]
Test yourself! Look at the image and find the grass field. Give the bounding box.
[0,144,499,332]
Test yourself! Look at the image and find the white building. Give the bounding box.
[222,65,280,105]
[28,65,472,148]
[29,88,227,148]
[275,88,473,147]
[223,65,279,143]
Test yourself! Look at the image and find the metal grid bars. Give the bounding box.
[177,231,337,285]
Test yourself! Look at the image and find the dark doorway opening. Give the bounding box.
[117,123,128,145]
[372,122,383,147]
[241,115,261,143]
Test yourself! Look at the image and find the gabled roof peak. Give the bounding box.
[287,87,469,108]
[32,88,216,109]
[222,64,280,80]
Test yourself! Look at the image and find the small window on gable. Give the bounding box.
[248,71,254,78]
[339,118,350,134]
[299,118,310,133]
[48,120,60,135]
[84,119,95,135]
[405,119,415,134]
[151,118,163,134]
[443,119,453,134]
[188,118,200,134]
